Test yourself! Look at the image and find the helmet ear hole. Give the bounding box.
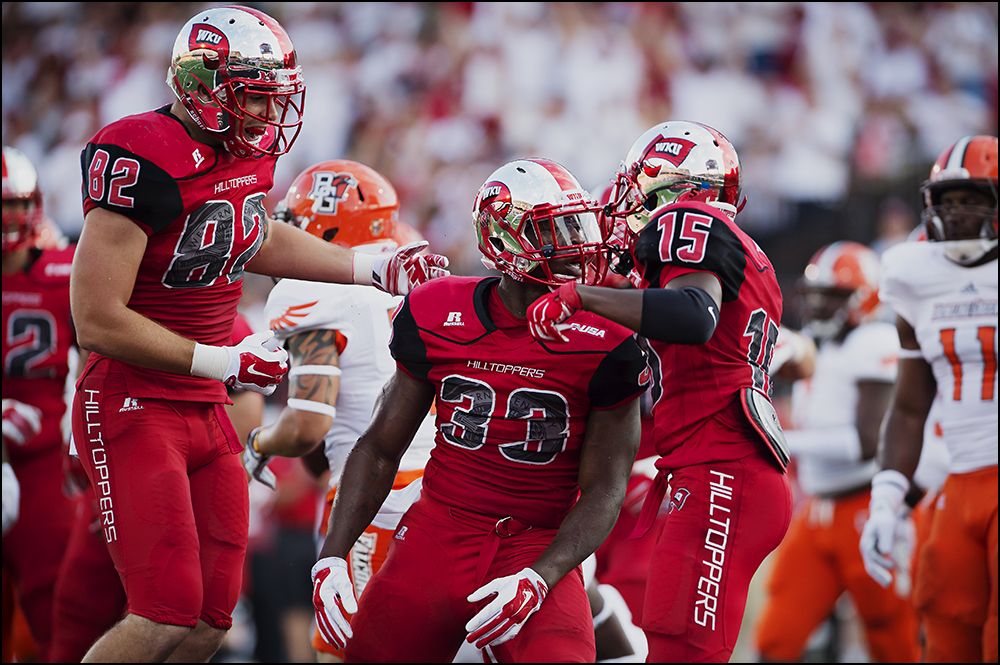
[322,228,339,243]
[489,236,505,252]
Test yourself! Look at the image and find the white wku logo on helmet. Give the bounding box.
[196,29,223,45]
[656,141,683,156]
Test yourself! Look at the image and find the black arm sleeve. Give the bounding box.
[639,286,718,345]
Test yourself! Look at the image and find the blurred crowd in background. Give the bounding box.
[3,2,997,291]
[2,3,997,662]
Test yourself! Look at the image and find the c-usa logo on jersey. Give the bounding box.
[308,171,358,215]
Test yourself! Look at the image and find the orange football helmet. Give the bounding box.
[275,160,398,251]
[799,241,882,342]
[393,220,425,247]
[920,134,998,265]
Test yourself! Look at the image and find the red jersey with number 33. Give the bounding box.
[630,201,783,468]
[2,246,77,461]
[390,276,649,528]
[79,105,276,402]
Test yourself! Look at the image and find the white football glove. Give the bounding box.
[859,469,909,588]
[353,241,450,296]
[466,567,548,649]
[242,427,276,491]
[2,462,20,535]
[191,331,289,396]
[311,556,358,649]
[2,399,43,447]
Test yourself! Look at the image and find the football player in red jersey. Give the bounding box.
[68,6,448,663]
[528,121,793,662]
[48,312,264,663]
[1,145,81,663]
[309,158,649,663]
[860,135,997,662]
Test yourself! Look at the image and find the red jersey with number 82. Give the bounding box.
[390,277,649,528]
[79,105,276,402]
[630,201,783,467]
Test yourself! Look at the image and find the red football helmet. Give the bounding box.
[274,160,398,252]
[474,158,607,288]
[799,241,882,342]
[168,5,305,158]
[2,146,44,254]
[607,120,744,245]
[920,135,998,265]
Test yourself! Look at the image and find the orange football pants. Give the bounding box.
[755,489,921,662]
[914,465,998,663]
[312,468,425,658]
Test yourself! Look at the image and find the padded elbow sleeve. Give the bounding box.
[640,287,718,344]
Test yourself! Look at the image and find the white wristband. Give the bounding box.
[289,365,342,378]
[190,343,231,382]
[352,252,378,287]
[871,469,909,511]
[287,398,337,419]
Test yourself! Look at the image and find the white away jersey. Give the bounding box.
[791,322,898,495]
[265,279,434,484]
[880,242,998,473]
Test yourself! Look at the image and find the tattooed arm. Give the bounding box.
[317,367,434,559]
[253,328,342,458]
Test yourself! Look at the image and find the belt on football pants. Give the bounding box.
[474,515,534,588]
[630,469,670,540]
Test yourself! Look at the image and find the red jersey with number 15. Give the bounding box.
[630,201,783,468]
[79,105,276,402]
[390,277,649,528]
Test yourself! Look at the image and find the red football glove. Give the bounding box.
[311,556,358,649]
[224,331,289,396]
[465,567,549,649]
[527,281,582,344]
[2,399,43,447]
[361,242,450,296]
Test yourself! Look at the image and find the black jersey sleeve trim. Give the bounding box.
[80,142,184,234]
[388,294,433,382]
[589,337,650,409]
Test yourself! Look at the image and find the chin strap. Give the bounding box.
[941,238,998,265]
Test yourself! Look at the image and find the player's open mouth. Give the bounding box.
[553,261,583,280]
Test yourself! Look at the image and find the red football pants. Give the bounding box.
[72,366,248,630]
[594,473,668,626]
[344,494,595,663]
[1,445,76,662]
[641,452,792,663]
[49,485,127,662]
